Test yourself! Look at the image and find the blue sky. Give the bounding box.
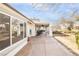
[9,3,79,24]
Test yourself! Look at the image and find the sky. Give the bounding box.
[9,3,79,24]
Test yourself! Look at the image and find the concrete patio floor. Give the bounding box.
[16,34,75,56]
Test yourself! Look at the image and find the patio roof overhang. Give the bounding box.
[2,3,34,24]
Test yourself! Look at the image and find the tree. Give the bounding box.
[67,21,74,31]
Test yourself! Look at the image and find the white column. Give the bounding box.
[10,17,12,45]
[48,24,53,36]
[26,22,29,37]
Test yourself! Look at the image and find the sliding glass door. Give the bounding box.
[12,19,24,44]
[0,12,27,51]
[12,18,27,44]
[12,19,19,43]
[0,13,10,51]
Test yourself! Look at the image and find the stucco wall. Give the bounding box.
[27,21,36,37]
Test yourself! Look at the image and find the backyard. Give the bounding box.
[53,30,79,55]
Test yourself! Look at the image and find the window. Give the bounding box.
[30,29,32,35]
[12,19,24,44]
[20,22,24,39]
[0,13,10,51]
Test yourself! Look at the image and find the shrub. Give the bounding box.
[75,32,79,49]
[53,31,62,34]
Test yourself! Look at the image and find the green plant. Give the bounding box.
[75,32,79,49]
